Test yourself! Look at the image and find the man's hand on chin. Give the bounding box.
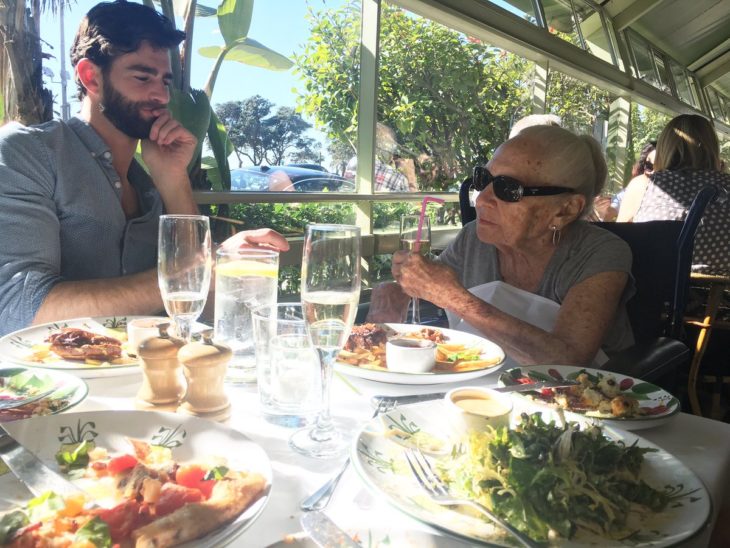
[141,108,199,213]
[141,108,197,184]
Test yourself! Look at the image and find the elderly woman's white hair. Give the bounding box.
[515,125,607,211]
[509,114,562,139]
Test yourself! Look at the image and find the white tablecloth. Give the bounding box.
[76,369,730,547]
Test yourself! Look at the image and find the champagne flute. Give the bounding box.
[158,215,212,341]
[289,224,361,458]
[400,214,431,324]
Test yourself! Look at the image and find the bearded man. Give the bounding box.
[0,0,286,335]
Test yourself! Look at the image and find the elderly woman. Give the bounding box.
[369,125,634,366]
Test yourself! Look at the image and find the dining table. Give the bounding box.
[55,363,730,548]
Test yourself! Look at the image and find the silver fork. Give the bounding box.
[0,388,56,411]
[300,398,396,511]
[404,448,540,548]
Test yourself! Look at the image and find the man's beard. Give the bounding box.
[101,80,159,139]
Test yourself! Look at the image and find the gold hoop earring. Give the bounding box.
[551,225,561,246]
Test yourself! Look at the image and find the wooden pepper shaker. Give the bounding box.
[136,323,185,407]
[177,330,231,422]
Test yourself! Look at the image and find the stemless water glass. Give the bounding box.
[214,247,279,384]
[289,224,361,458]
[400,214,431,324]
[158,215,212,341]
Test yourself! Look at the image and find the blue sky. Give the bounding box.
[40,0,338,166]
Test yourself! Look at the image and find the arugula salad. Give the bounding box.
[440,413,670,543]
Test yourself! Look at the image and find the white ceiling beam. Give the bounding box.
[689,37,730,71]
[612,0,664,31]
[697,51,730,87]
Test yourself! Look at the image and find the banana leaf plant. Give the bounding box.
[143,0,293,191]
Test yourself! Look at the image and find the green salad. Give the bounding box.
[440,413,670,543]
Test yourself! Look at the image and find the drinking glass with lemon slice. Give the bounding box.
[214,248,279,384]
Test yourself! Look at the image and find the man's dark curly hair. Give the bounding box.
[70,0,185,99]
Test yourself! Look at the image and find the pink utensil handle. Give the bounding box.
[415,197,445,253]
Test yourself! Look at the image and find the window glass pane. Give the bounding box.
[707,88,723,120]
[651,51,672,95]
[625,102,669,187]
[669,60,696,107]
[687,76,703,110]
[542,0,582,48]
[718,93,728,124]
[199,0,361,195]
[283,1,362,193]
[375,3,535,197]
[546,69,616,137]
[487,0,539,25]
[573,0,615,65]
[627,32,660,87]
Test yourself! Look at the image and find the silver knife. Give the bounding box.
[371,380,579,408]
[300,511,360,548]
[0,422,83,498]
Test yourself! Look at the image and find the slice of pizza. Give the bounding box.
[0,440,267,547]
[132,472,267,547]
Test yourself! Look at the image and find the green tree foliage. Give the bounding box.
[545,70,613,135]
[625,105,670,181]
[230,201,354,236]
[215,95,320,166]
[293,2,534,190]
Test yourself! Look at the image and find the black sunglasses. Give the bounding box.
[644,160,654,171]
[472,166,574,203]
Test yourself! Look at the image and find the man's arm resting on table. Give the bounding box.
[32,269,163,325]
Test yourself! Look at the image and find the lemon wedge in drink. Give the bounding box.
[216,259,278,278]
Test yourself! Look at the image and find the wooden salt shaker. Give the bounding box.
[177,330,231,422]
[136,323,185,407]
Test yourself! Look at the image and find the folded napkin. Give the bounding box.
[446,281,608,368]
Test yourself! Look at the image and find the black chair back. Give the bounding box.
[594,221,683,341]
[594,186,719,342]
[459,177,476,225]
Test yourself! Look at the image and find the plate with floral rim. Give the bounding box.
[498,364,680,430]
[0,316,141,378]
[0,366,88,422]
[0,410,272,547]
[334,324,505,385]
[351,400,711,547]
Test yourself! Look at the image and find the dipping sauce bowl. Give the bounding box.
[385,338,437,373]
[445,386,513,433]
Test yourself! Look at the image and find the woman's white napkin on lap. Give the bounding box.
[446,281,608,367]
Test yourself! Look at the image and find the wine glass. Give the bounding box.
[158,215,212,341]
[400,214,431,324]
[289,224,361,458]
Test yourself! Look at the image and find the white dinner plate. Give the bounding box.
[0,410,272,547]
[0,316,208,379]
[498,365,681,430]
[0,366,88,422]
[335,324,505,385]
[351,401,711,547]
[0,316,140,378]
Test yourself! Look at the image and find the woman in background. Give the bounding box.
[630,114,730,276]
[616,141,656,221]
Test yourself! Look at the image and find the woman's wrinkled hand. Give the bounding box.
[392,250,462,307]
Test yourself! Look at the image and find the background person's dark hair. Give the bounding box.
[631,140,657,178]
[70,0,185,99]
